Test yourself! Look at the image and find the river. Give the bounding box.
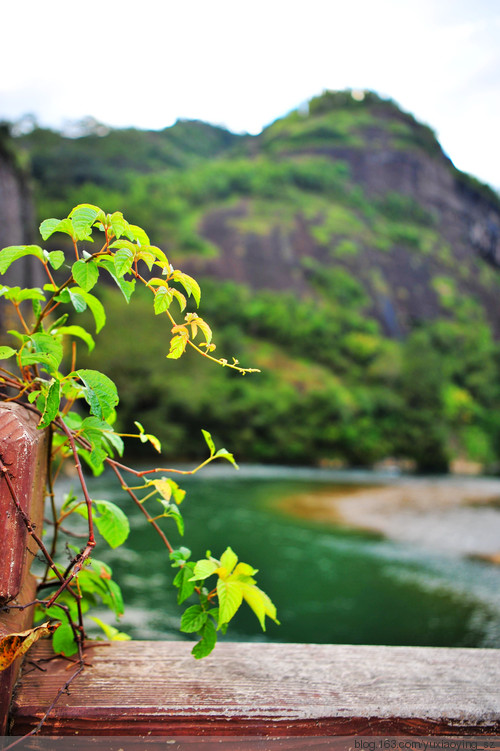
[56,465,500,648]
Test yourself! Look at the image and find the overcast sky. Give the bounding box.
[2,0,499,189]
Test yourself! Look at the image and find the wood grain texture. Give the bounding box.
[0,402,48,734]
[10,641,500,736]
[0,402,47,605]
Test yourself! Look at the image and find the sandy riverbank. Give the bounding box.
[278,476,500,557]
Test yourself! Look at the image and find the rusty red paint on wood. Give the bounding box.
[10,641,500,736]
[0,402,48,734]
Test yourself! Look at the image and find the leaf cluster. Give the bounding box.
[0,203,274,663]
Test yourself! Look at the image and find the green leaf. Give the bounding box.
[215,448,239,469]
[55,325,95,353]
[173,563,196,604]
[191,618,217,659]
[51,623,77,657]
[160,501,184,536]
[21,333,63,372]
[78,562,125,617]
[109,239,138,253]
[124,223,150,246]
[79,289,106,331]
[133,421,161,452]
[0,346,16,360]
[113,248,134,278]
[196,317,213,346]
[180,605,208,634]
[2,286,46,303]
[152,478,185,505]
[47,250,65,269]
[0,245,44,274]
[102,428,124,458]
[110,211,129,239]
[57,288,87,314]
[38,379,61,429]
[75,369,119,420]
[72,259,99,292]
[220,547,238,574]
[216,578,243,627]
[93,499,130,548]
[172,271,201,306]
[201,429,215,456]
[171,288,187,312]
[166,332,188,360]
[98,258,136,303]
[154,286,173,315]
[77,415,112,473]
[58,287,106,331]
[240,583,280,631]
[39,217,75,241]
[170,547,191,567]
[190,559,218,581]
[67,497,128,547]
[90,616,131,641]
[70,206,98,240]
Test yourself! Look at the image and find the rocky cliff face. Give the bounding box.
[185,93,500,337]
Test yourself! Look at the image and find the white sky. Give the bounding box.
[2,0,500,189]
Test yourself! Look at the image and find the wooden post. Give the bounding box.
[0,402,48,735]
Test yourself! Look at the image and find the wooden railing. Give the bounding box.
[1,403,500,737]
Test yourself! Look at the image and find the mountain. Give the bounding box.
[5,90,500,472]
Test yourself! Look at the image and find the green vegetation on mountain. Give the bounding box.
[8,90,500,471]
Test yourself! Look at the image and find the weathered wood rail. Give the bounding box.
[2,403,500,737]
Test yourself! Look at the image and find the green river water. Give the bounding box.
[60,465,500,648]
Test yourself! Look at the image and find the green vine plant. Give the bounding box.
[0,204,279,688]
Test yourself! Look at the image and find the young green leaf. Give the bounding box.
[51,623,78,657]
[201,429,216,456]
[173,563,196,604]
[76,369,119,421]
[38,379,61,430]
[21,333,63,373]
[133,421,162,452]
[154,286,173,315]
[69,205,98,240]
[92,500,130,548]
[215,448,239,469]
[170,547,192,567]
[39,217,75,242]
[159,501,184,536]
[94,501,129,547]
[89,616,131,641]
[166,332,188,360]
[55,325,95,353]
[0,346,16,360]
[113,248,134,278]
[191,618,217,659]
[152,477,185,505]
[216,578,243,627]
[219,547,238,574]
[172,271,201,306]
[124,224,150,246]
[72,259,99,292]
[239,583,280,631]
[98,258,136,303]
[180,605,208,633]
[190,559,219,581]
[2,286,46,304]
[47,250,65,270]
[0,245,44,274]
[110,211,129,240]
